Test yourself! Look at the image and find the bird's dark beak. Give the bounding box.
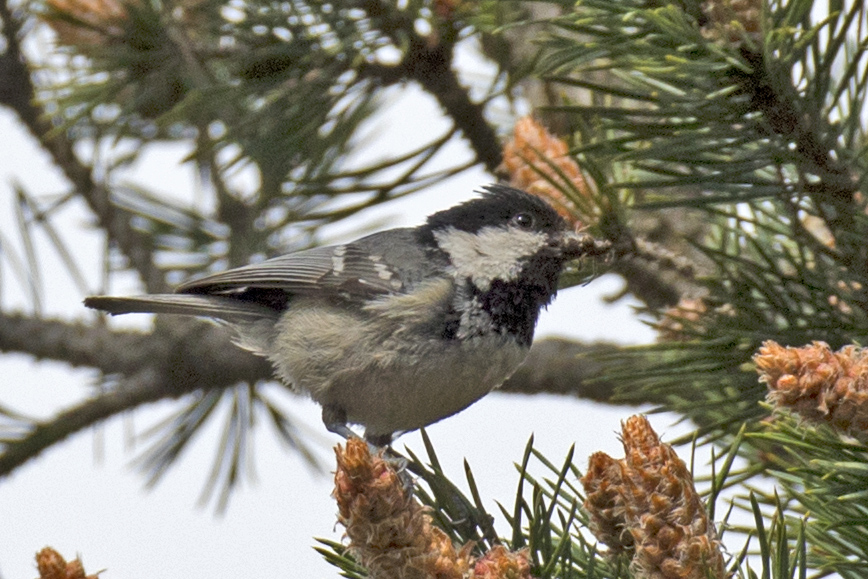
[557,231,612,260]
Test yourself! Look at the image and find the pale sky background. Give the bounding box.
[0,38,700,579]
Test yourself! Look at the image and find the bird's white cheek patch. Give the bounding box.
[433,225,550,289]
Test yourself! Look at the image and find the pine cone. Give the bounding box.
[334,439,472,579]
[500,116,593,226]
[35,547,99,579]
[581,416,728,579]
[756,340,868,440]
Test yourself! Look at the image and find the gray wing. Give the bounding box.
[176,233,411,298]
[84,229,437,319]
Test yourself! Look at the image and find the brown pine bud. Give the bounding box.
[35,547,99,579]
[581,416,728,579]
[582,451,633,553]
[333,438,472,579]
[500,116,594,227]
[756,340,868,440]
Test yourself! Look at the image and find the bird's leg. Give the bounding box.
[322,404,359,440]
[322,405,396,461]
[363,432,394,448]
[364,430,415,489]
[323,405,411,486]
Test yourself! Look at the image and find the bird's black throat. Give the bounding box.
[471,278,555,347]
[448,252,565,347]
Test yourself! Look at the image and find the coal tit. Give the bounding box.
[85,185,608,445]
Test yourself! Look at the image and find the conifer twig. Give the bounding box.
[0,0,164,292]
[359,0,502,172]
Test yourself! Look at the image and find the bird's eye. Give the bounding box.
[512,212,535,229]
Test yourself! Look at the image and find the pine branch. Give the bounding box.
[501,338,632,403]
[0,0,165,292]
[0,367,168,478]
[0,310,622,403]
[0,313,272,477]
[0,311,270,378]
[359,0,502,172]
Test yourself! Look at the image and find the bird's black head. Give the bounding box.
[421,185,588,346]
[422,184,568,239]
[418,184,579,288]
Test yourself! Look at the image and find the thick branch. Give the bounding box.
[502,338,631,403]
[0,311,271,379]
[0,368,165,477]
[360,0,502,172]
[0,312,273,477]
[0,0,165,292]
[0,312,624,401]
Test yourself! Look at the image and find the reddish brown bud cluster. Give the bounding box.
[500,117,593,227]
[581,416,728,579]
[756,340,868,440]
[333,439,538,579]
[42,0,129,48]
[700,0,762,47]
[35,547,99,579]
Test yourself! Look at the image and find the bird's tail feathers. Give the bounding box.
[83,294,276,321]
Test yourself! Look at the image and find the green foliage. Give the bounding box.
[132,381,320,510]
[314,538,369,579]
[746,410,868,578]
[524,0,868,443]
[316,432,631,579]
[38,0,482,271]
[732,492,809,579]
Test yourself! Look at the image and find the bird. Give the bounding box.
[85,184,609,446]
